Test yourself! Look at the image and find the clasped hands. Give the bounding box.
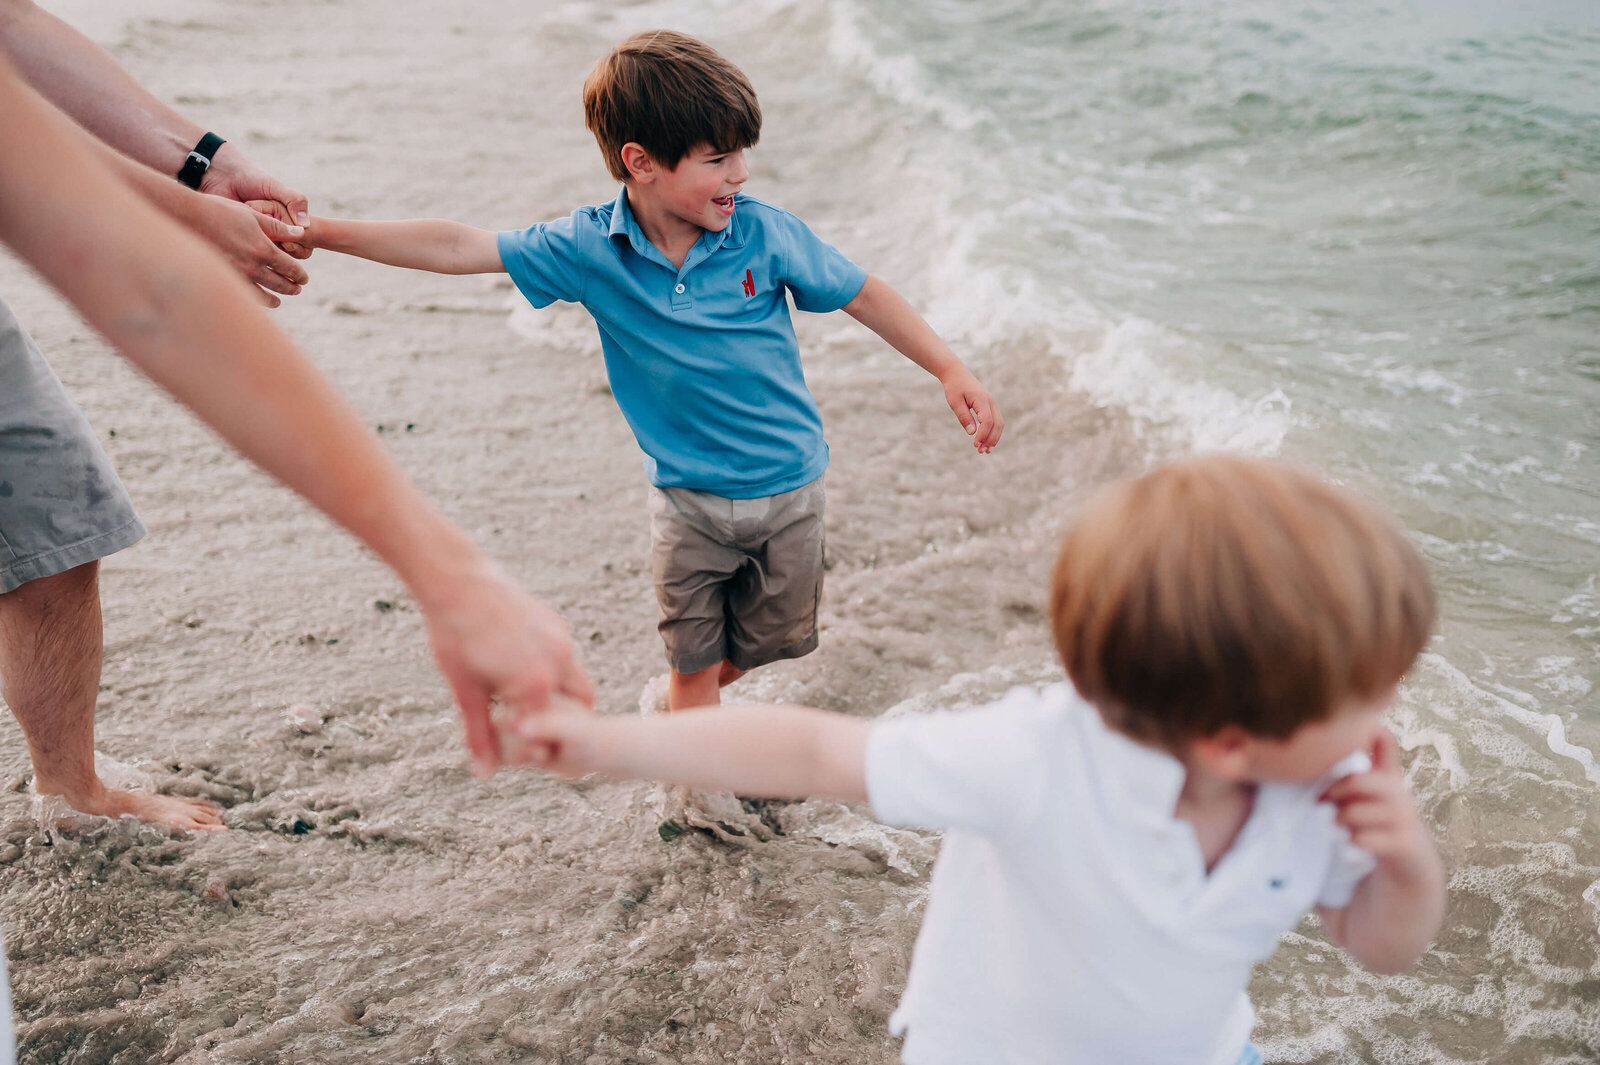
[186,150,315,307]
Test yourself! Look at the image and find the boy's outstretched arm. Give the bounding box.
[1316,731,1446,974]
[518,704,871,803]
[843,274,1003,452]
[300,215,504,275]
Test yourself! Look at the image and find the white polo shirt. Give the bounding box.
[865,683,1375,1065]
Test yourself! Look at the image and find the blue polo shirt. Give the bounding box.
[497,190,867,499]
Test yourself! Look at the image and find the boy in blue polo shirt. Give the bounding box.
[300,30,1002,716]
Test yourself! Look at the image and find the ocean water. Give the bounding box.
[800,1,1600,1060]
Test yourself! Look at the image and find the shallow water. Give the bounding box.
[2,0,1597,1062]
[830,1,1600,1057]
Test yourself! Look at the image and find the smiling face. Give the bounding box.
[647,144,749,233]
[620,141,750,255]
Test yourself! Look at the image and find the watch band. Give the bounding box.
[175,131,226,189]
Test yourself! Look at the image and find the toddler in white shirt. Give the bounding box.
[518,454,1447,1065]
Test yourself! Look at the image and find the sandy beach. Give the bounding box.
[0,3,1134,1061]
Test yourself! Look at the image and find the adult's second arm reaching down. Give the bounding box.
[0,58,592,774]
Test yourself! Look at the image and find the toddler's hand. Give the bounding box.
[943,371,1003,453]
[246,198,314,259]
[493,697,596,775]
[1321,730,1433,881]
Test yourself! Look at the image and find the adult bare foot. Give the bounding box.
[2,563,225,833]
[35,781,225,833]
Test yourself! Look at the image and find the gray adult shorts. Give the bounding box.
[649,476,825,675]
[0,296,144,593]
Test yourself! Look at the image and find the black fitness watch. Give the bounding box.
[175,131,226,189]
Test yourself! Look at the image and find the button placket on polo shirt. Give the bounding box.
[618,231,690,315]
[670,227,732,313]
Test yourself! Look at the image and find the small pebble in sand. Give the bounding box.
[287,703,324,734]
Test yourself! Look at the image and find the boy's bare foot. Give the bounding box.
[652,784,775,845]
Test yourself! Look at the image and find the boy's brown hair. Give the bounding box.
[1050,455,1434,748]
[583,31,762,183]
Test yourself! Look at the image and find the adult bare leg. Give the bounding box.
[0,561,223,831]
[666,660,747,712]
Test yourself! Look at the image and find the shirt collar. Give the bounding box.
[606,186,648,255]
[1069,692,1189,823]
[606,186,749,265]
[1068,686,1375,825]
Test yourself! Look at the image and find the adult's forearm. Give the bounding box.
[64,113,204,225]
[0,64,461,595]
[0,0,202,173]
[92,266,464,590]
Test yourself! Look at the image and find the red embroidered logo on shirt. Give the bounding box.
[741,269,755,297]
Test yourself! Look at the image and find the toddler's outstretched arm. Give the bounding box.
[299,215,504,275]
[516,703,871,803]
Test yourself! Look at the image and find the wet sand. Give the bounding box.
[0,2,1137,1061]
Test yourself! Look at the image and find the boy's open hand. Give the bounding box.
[1321,730,1433,879]
[943,370,1003,453]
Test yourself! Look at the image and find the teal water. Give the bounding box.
[827,0,1599,1060]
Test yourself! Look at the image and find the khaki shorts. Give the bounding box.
[649,476,825,674]
[0,297,144,593]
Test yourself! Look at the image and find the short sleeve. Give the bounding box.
[497,212,588,308]
[865,687,1058,840]
[774,211,868,313]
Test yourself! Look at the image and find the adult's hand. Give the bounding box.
[59,115,314,309]
[203,143,311,256]
[416,556,595,778]
[245,197,314,261]
[184,193,309,307]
